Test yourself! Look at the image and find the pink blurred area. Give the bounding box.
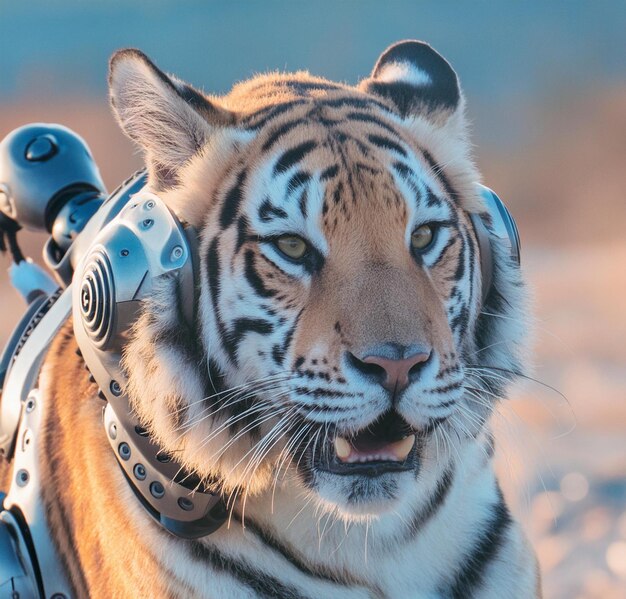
[1,87,625,598]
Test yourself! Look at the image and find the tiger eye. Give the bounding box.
[411,225,434,250]
[276,235,308,260]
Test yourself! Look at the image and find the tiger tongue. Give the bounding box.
[333,435,415,463]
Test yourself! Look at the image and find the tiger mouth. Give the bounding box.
[315,410,419,476]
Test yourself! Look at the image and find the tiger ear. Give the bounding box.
[109,49,235,190]
[360,40,462,122]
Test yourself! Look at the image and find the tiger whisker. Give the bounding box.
[168,372,293,418]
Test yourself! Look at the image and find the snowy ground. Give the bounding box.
[496,243,626,598]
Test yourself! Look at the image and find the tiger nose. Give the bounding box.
[347,344,431,393]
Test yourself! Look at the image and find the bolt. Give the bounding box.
[118,442,131,461]
[133,463,147,481]
[170,245,184,261]
[110,380,122,396]
[16,469,29,487]
[25,397,36,413]
[150,481,165,499]
[134,425,149,437]
[145,200,155,210]
[178,496,194,511]
[156,452,171,464]
[120,249,130,257]
[142,218,154,229]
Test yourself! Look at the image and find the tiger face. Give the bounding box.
[112,41,526,519]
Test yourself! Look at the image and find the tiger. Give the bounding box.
[2,40,541,597]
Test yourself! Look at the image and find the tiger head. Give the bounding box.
[111,41,527,519]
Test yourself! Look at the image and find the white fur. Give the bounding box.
[376,60,433,88]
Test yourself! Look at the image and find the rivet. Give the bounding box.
[142,218,154,229]
[25,398,36,413]
[170,245,183,261]
[156,452,171,464]
[110,380,122,396]
[16,469,29,487]
[178,496,194,511]
[120,249,130,257]
[150,481,165,499]
[133,463,147,481]
[145,200,155,210]
[134,425,149,437]
[51,594,67,599]
[118,442,131,461]
[108,422,117,440]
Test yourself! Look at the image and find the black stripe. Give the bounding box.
[244,249,276,298]
[345,111,400,136]
[450,227,472,339]
[466,219,477,318]
[176,82,234,126]
[425,187,443,208]
[230,514,367,588]
[262,118,306,151]
[287,170,311,191]
[333,130,372,156]
[451,304,469,338]
[392,160,413,180]
[355,162,380,176]
[392,161,424,210]
[436,235,458,265]
[244,100,307,131]
[323,95,392,113]
[190,541,309,599]
[294,387,355,398]
[422,149,458,201]
[259,198,288,222]
[367,134,407,157]
[320,164,339,181]
[224,318,274,364]
[274,141,317,175]
[298,188,308,218]
[453,241,465,281]
[219,169,247,229]
[206,237,230,357]
[402,466,454,542]
[286,80,344,93]
[332,181,343,204]
[271,326,294,367]
[425,381,462,394]
[235,215,250,252]
[447,487,512,599]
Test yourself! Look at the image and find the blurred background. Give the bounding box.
[1,1,625,596]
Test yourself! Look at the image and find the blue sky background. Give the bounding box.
[1,0,625,147]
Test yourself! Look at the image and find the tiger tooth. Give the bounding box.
[390,435,415,460]
[334,436,351,460]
